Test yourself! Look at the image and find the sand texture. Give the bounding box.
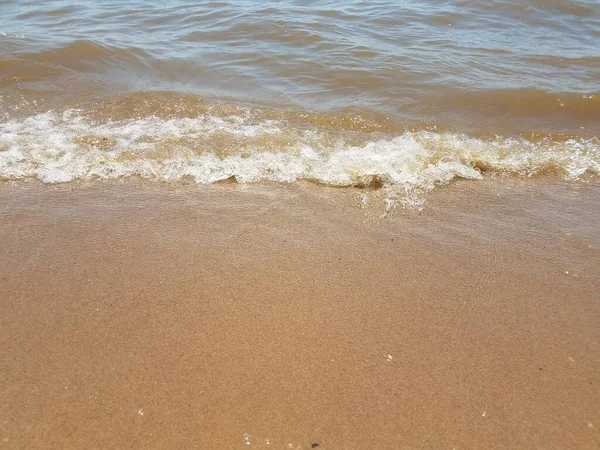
[1,179,599,449]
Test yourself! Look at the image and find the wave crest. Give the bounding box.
[1,108,598,200]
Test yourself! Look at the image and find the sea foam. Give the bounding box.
[1,109,598,199]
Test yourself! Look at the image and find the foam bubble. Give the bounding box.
[1,110,598,200]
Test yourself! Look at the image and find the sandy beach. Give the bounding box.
[1,179,599,449]
[2,1,600,448]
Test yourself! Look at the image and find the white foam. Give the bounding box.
[1,110,598,198]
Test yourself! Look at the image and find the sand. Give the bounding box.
[1,179,599,449]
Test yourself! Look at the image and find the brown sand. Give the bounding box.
[1,179,599,449]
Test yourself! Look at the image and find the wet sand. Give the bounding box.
[1,179,599,449]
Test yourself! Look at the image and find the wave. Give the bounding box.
[431,89,600,124]
[1,103,598,205]
[0,40,152,81]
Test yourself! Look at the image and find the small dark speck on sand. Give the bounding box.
[312,444,319,448]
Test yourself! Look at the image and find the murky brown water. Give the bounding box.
[1,1,599,196]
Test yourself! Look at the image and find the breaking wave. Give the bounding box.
[1,104,598,202]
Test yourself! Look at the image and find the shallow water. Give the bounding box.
[1,0,599,194]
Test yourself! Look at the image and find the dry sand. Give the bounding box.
[1,179,599,449]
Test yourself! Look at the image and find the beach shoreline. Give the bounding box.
[1,178,599,449]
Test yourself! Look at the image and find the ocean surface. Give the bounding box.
[1,0,599,200]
